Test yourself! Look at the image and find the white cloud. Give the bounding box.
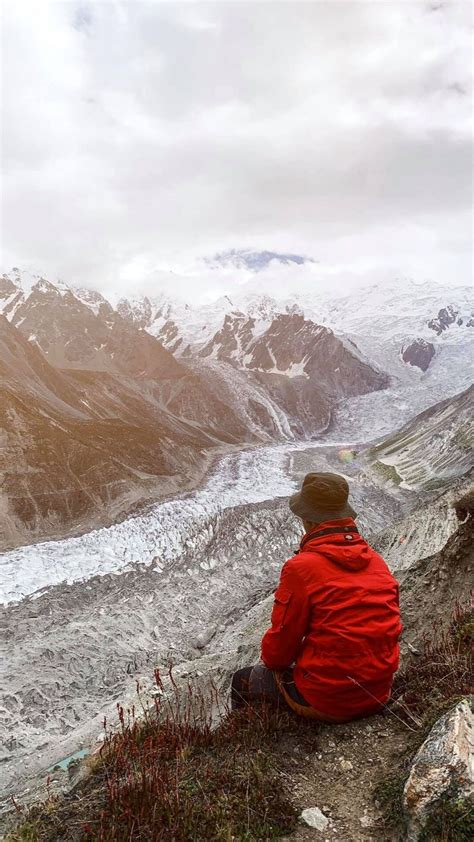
[1,0,472,299]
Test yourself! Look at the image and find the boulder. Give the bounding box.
[300,806,329,830]
[403,699,474,840]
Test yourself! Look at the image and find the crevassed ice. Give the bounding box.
[1,442,347,605]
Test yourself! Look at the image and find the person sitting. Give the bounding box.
[231,472,402,722]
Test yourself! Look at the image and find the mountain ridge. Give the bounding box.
[1,270,392,548]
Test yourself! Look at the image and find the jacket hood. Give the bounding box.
[300,519,370,572]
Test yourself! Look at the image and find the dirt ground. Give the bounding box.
[278,713,413,842]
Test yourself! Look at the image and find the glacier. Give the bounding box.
[0,441,354,605]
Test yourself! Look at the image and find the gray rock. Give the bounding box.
[300,806,329,830]
[192,625,217,650]
[401,339,435,372]
[403,699,474,840]
[427,305,459,335]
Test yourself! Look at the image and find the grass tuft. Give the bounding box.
[374,773,409,836]
[391,600,473,731]
[6,670,300,842]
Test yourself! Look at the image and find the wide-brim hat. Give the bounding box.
[289,471,356,523]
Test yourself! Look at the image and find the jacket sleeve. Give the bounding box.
[261,561,310,670]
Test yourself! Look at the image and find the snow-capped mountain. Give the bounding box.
[205,249,315,271]
[315,279,474,373]
[116,294,231,355]
[1,268,394,547]
[115,276,473,432]
[116,278,473,362]
[0,270,184,378]
[198,312,387,395]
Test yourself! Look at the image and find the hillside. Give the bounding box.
[0,315,236,549]
[366,384,474,491]
[115,277,474,440]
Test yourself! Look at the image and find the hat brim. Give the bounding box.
[289,492,357,522]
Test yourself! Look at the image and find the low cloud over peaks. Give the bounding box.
[2,1,472,297]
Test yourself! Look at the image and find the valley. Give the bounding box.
[0,267,472,826]
[1,270,473,551]
[3,4,473,834]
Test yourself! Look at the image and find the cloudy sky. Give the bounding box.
[1,0,472,300]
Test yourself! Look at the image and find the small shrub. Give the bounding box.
[374,773,409,836]
[372,460,402,485]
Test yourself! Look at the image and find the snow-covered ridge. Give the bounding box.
[3,267,472,415]
[4,268,472,353]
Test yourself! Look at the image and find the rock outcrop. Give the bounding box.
[393,481,473,652]
[403,700,474,841]
[428,305,460,335]
[401,338,435,372]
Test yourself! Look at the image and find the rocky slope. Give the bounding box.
[366,385,474,492]
[0,315,239,550]
[1,271,183,378]
[199,312,388,394]
[116,291,388,402]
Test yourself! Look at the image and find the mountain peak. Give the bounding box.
[205,249,315,272]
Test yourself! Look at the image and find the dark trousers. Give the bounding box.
[231,663,310,711]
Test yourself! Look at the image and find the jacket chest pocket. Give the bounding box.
[271,587,292,630]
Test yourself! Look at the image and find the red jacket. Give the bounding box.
[261,519,402,719]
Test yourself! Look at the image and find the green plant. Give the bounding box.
[374,773,409,836]
[371,460,402,485]
[418,792,474,841]
[452,428,474,453]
